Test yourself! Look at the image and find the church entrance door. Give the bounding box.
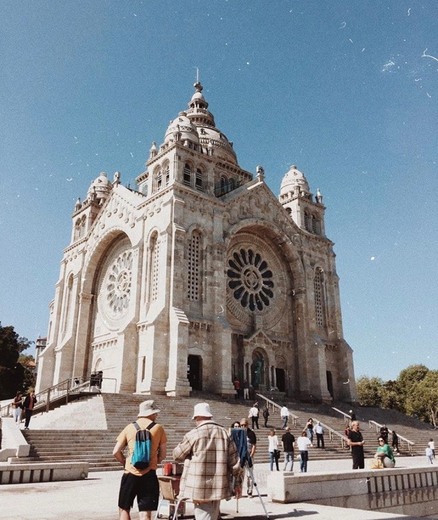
[275,368,286,392]
[188,355,202,391]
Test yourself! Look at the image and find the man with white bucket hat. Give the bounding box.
[113,400,167,520]
[173,402,239,520]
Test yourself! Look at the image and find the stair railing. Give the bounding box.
[310,417,349,448]
[255,393,299,426]
[368,420,414,454]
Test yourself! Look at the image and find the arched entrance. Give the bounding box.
[251,350,268,390]
[188,355,202,391]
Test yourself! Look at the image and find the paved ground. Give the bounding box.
[1,456,434,520]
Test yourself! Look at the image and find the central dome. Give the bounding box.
[163,82,237,165]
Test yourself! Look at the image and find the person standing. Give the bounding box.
[262,406,270,427]
[268,429,280,471]
[23,389,37,430]
[347,420,365,469]
[243,380,250,400]
[248,403,259,430]
[305,418,314,442]
[281,427,295,472]
[12,391,23,425]
[173,403,238,520]
[280,405,289,429]
[297,430,312,472]
[113,400,167,520]
[391,431,400,454]
[239,418,257,497]
[315,421,325,449]
[428,438,435,459]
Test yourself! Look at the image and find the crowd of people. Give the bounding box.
[9,389,435,520]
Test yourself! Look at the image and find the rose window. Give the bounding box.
[227,249,274,311]
[105,251,132,316]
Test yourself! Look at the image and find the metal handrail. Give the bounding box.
[0,376,104,418]
[255,393,299,426]
[330,407,415,454]
[368,420,414,453]
[311,417,349,448]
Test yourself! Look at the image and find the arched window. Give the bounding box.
[183,163,192,186]
[195,168,203,191]
[314,268,325,328]
[164,164,170,186]
[187,231,201,301]
[61,274,74,335]
[148,232,160,302]
[312,216,321,235]
[304,212,312,231]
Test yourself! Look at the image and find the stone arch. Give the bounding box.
[250,348,268,390]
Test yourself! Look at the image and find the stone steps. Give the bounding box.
[22,394,433,471]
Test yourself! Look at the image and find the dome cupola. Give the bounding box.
[280,165,310,195]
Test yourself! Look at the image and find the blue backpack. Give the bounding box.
[131,421,155,469]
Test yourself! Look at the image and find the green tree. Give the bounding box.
[0,325,33,399]
[396,364,430,413]
[18,353,37,391]
[380,379,403,410]
[405,370,438,427]
[356,376,384,406]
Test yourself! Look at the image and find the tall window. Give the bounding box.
[314,268,325,328]
[149,233,160,302]
[61,274,74,335]
[187,231,201,301]
[183,163,192,186]
[195,168,203,191]
[164,164,170,186]
[304,212,311,232]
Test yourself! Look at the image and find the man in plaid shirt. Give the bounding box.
[173,402,239,520]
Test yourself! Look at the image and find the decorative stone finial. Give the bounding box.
[256,165,265,180]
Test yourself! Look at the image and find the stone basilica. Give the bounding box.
[36,82,357,403]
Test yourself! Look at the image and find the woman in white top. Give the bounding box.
[297,430,312,472]
[268,429,280,471]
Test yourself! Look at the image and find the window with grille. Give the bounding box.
[187,232,201,301]
[195,168,203,191]
[183,163,191,186]
[314,268,325,328]
[150,234,160,302]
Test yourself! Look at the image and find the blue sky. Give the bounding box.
[0,1,437,381]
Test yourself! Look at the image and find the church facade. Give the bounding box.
[36,82,357,403]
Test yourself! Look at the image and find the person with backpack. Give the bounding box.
[113,400,167,520]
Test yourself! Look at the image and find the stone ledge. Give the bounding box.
[267,467,438,517]
[0,461,89,484]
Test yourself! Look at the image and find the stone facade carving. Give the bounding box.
[36,83,357,403]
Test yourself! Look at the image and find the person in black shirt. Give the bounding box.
[281,427,295,472]
[347,421,365,469]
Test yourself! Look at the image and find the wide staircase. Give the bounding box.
[20,393,435,471]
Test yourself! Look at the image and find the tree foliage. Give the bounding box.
[356,376,384,406]
[0,324,33,399]
[357,364,438,426]
[405,370,438,428]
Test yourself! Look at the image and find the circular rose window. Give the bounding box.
[104,250,132,318]
[227,248,274,311]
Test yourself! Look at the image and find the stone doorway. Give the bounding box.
[188,355,202,391]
